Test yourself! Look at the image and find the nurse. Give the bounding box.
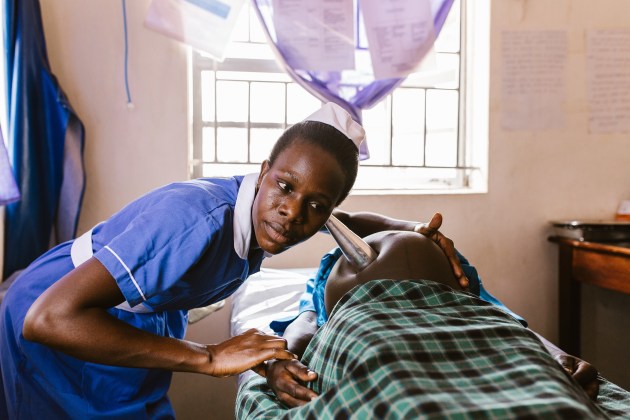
[0,102,466,419]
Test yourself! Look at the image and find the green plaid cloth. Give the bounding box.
[237,280,629,419]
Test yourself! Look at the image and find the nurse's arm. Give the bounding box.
[22,257,295,377]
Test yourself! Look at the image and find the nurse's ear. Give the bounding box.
[256,160,271,192]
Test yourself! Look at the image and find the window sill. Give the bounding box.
[349,185,488,196]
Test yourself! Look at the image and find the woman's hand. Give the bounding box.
[206,329,297,377]
[534,331,599,400]
[265,359,319,407]
[553,353,599,400]
[414,212,469,290]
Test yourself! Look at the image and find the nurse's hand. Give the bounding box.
[265,359,318,407]
[206,329,297,377]
[414,212,469,290]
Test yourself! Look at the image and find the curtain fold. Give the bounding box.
[3,0,86,279]
[0,130,19,205]
[252,0,455,159]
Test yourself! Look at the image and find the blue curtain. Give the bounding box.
[3,0,86,279]
[0,129,19,205]
[252,0,455,159]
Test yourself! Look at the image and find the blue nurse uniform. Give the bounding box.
[0,174,264,419]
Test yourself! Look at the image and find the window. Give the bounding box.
[190,0,488,193]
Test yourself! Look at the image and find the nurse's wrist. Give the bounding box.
[171,340,212,374]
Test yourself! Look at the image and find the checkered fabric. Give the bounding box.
[237,280,627,419]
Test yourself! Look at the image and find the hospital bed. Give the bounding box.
[230,267,630,419]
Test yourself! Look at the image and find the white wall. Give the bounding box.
[34,0,630,418]
[40,0,190,223]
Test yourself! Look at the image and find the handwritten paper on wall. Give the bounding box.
[587,29,630,134]
[272,0,355,71]
[501,30,567,131]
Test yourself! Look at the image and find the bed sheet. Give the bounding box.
[230,267,315,337]
[230,267,315,387]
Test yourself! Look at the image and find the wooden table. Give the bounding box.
[548,236,630,357]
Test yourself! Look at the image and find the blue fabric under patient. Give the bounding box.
[270,248,527,334]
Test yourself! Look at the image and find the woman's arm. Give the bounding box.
[23,258,295,377]
[332,209,416,237]
[281,310,320,357]
[265,311,320,407]
[333,210,468,289]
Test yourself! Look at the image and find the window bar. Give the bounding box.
[456,0,466,170]
[284,81,289,131]
[213,61,219,165]
[247,81,252,163]
[204,161,477,170]
[422,89,428,167]
[247,5,252,42]
[388,96,394,166]
[191,55,202,177]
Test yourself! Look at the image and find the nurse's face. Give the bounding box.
[252,140,346,255]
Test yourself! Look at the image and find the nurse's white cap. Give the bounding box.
[302,102,365,150]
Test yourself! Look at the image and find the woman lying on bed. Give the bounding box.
[247,231,605,417]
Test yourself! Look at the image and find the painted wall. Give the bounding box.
[29,0,630,418]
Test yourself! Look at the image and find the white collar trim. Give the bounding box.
[233,173,262,259]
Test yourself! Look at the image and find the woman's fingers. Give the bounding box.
[281,379,318,404]
[266,347,298,361]
[572,361,599,400]
[243,330,297,362]
[573,360,597,383]
[415,212,442,235]
[427,212,443,231]
[266,359,319,407]
[415,213,469,290]
[287,361,318,382]
[555,354,600,400]
[276,390,313,407]
[252,362,267,377]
